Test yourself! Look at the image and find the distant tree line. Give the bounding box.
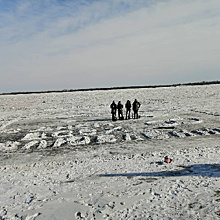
[1,80,220,96]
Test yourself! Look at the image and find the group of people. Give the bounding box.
[110,99,141,121]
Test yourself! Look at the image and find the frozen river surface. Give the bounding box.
[0,84,220,219]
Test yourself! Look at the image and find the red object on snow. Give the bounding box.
[164,156,172,163]
[166,158,171,163]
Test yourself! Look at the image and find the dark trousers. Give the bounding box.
[118,109,123,119]
[126,109,131,119]
[133,110,138,119]
[111,110,116,121]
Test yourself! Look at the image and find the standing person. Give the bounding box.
[125,100,131,120]
[132,99,141,119]
[110,101,117,121]
[117,101,124,120]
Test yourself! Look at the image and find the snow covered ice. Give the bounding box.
[0,84,220,219]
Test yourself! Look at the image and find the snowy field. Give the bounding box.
[0,84,220,220]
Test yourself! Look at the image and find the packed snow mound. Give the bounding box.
[95,135,117,144]
[0,141,20,151]
[68,136,90,145]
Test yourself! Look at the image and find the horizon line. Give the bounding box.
[1,80,220,96]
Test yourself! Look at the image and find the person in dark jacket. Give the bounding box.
[117,101,124,120]
[110,101,117,121]
[132,99,141,119]
[125,100,131,119]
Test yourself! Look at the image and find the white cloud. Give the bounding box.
[0,0,220,92]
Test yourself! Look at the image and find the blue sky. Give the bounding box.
[0,0,220,93]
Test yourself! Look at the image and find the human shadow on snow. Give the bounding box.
[98,164,220,178]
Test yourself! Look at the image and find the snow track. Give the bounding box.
[0,117,219,152]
